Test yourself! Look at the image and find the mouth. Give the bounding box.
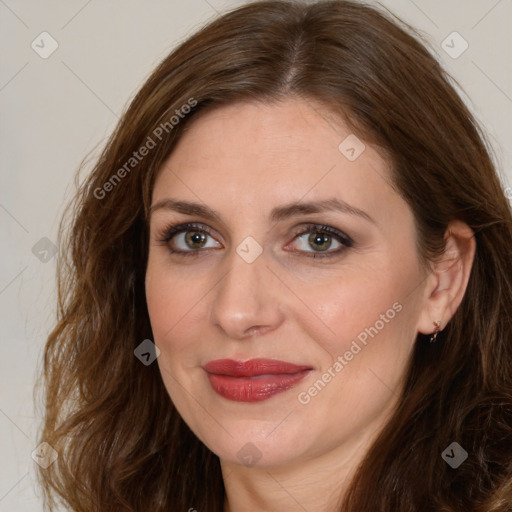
[203,358,313,402]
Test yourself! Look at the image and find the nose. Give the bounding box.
[209,247,285,340]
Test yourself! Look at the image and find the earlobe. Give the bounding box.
[416,221,476,337]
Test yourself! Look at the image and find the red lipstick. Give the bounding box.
[203,358,312,402]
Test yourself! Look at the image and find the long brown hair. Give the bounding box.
[36,1,512,510]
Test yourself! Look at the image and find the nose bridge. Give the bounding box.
[209,243,282,338]
[224,251,262,302]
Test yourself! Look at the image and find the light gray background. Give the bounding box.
[1,1,511,510]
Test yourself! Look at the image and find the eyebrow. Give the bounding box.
[149,197,375,224]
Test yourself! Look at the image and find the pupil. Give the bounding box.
[186,231,206,247]
[309,233,331,251]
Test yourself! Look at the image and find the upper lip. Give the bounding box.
[203,358,312,377]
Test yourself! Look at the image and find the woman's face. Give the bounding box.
[146,97,431,469]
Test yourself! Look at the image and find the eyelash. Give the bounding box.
[156,222,354,260]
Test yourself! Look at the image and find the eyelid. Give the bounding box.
[156,222,219,244]
[289,223,354,246]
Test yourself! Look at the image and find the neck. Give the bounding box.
[221,416,387,512]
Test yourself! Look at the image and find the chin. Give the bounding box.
[196,419,313,469]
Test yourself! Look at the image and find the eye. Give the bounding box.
[157,223,221,256]
[156,222,353,259]
[287,224,353,259]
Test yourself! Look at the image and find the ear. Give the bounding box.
[416,220,476,336]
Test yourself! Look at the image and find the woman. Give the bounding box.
[37,1,512,510]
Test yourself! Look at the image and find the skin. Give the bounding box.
[145,97,476,511]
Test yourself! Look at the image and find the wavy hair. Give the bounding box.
[36,1,512,510]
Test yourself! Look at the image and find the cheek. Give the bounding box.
[300,255,419,385]
[321,282,397,347]
[145,260,211,363]
[145,262,185,350]
[145,263,228,446]
[304,263,402,340]
[293,271,416,439]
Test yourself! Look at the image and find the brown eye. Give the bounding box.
[184,231,208,249]
[158,223,221,256]
[169,229,219,253]
[289,224,353,259]
[307,232,333,252]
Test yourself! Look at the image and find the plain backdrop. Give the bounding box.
[1,1,511,510]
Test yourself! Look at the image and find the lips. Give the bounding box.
[203,358,312,402]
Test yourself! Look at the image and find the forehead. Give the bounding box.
[152,98,400,224]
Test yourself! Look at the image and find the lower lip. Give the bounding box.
[205,370,311,402]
